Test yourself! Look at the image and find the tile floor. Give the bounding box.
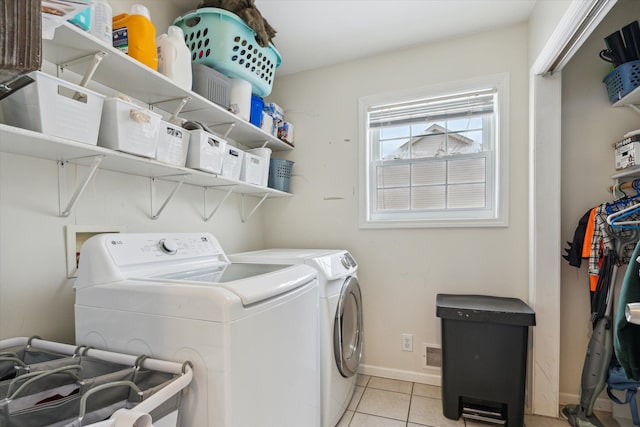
[336,375,619,427]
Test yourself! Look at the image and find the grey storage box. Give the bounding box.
[436,294,535,427]
[191,62,231,109]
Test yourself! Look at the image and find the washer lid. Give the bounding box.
[150,263,315,305]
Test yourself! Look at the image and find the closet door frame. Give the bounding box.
[529,0,616,417]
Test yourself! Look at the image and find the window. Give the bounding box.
[358,74,509,228]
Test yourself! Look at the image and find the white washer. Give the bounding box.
[229,249,363,427]
[74,233,320,427]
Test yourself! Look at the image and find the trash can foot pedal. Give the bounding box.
[462,406,506,425]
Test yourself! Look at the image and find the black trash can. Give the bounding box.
[436,294,536,427]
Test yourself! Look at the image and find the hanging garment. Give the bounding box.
[564,209,593,268]
[589,205,616,294]
[591,249,616,327]
[590,204,638,280]
[583,207,599,259]
[614,239,640,381]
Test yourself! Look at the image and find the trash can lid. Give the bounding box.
[436,294,536,326]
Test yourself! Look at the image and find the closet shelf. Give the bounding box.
[612,85,640,110]
[0,124,292,198]
[43,22,292,151]
[611,166,640,180]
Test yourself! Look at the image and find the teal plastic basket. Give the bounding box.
[603,60,640,103]
[268,158,293,193]
[174,8,281,97]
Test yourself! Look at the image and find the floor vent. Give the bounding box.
[424,345,442,368]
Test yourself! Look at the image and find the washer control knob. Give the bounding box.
[159,239,178,255]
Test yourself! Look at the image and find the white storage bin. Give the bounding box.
[221,146,244,181]
[0,71,105,145]
[156,121,190,166]
[241,151,267,186]
[186,129,227,174]
[246,147,271,187]
[98,97,161,158]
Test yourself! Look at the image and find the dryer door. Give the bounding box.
[334,276,363,378]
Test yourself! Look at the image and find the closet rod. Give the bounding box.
[608,180,640,193]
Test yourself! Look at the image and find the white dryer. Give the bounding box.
[74,233,320,427]
[229,249,363,427]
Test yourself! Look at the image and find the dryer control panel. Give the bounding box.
[340,253,357,269]
[315,251,357,281]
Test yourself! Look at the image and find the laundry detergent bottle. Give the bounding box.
[157,26,192,90]
[112,4,158,70]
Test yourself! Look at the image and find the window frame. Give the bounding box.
[358,73,510,229]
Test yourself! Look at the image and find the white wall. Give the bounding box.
[560,0,640,400]
[0,153,268,343]
[528,0,572,67]
[265,23,529,380]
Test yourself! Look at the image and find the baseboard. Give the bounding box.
[358,364,441,386]
[559,392,612,413]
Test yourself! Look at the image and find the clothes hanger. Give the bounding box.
[607,196,640,229]
[606,180,640,213]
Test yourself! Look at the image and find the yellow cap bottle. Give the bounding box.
[112,4,158,70]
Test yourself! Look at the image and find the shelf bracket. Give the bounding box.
[223,123,236,139]
[60,51,107,88]
[241,193,270,223]
[149,96,191,120]
[58,155,104,217]
[150,176,185,220]
[203,186,235,221]
[626,104,640,115]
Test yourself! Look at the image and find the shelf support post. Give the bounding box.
[150,177,185,220]
[204,187,235,221]
[58,155,104,217]
[241,193,269,223]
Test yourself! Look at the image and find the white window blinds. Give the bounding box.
[368,88,496,128]
[360,77,507,228]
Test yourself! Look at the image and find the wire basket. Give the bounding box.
[268,158,293,192]
[174,7,281,97]
[603,60,640,103]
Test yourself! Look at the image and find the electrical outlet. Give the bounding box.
[401,333,413,352]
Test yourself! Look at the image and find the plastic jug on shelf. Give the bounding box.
[157,26,192,90]
[89,0,112,44]
[112,4,158,70]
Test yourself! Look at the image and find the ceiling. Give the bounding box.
[181,1,538,76]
